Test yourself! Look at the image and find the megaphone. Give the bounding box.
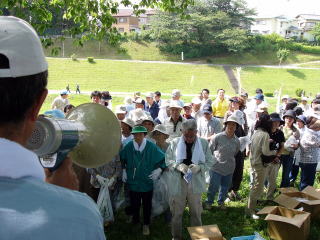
[26,103,121,171]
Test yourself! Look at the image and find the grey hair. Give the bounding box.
[182,119,197,131]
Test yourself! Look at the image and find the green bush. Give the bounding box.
[87,57,95,63]
[295,88,305,97]
[264,92,274,97]
[70,53,77,61]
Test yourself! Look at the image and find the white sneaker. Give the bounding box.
[143,225,150,235]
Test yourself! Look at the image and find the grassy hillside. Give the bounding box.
[47,58,233,94]
[44,39,320,65]
[240,67,320,97]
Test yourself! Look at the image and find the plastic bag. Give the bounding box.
[239,136,250,152]
[284,135,299,152]
[151,171,170,217]
[97,177,114,222]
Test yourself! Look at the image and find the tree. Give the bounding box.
[277,48,290,65]
[148,0,255,58]
[311,22,320,44]
[0,0,193,46]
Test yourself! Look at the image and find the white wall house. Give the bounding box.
[251,15,301,39]
[296,14,320,41]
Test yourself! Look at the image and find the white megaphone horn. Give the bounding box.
[26,103,121,171]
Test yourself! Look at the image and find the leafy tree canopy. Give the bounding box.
[147,0,256,58]
[0,0,193,46]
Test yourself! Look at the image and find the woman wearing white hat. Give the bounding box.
[151,124,170,152]
[204,113,240,210]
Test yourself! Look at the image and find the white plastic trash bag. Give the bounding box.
[151,171,170,217]
[96,176,114,222]
[239,136,250,152]
[284,135,299,152]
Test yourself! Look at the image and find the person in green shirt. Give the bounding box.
[120,126,166,236]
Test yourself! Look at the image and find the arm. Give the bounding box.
[261,133,277,156]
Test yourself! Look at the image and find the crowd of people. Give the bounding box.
[53,86,320,237]
[1,16,320,240]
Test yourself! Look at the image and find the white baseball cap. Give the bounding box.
[0,16,48,78]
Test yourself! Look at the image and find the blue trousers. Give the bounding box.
[299,163,317,191]
[206,170,232,205]
[280,155,294,188]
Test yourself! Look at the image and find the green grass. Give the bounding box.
[44,39,320,65]
[240,67,320,97]
[205,51,320,65]
[105,160,320,240]
[44,39,179,61]
[47,58,233,94]
[298,62,320,68]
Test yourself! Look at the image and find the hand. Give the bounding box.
[108,176,116,188]
[148,168,162,181]
[45,156,79,191]
[176,163,188,174]
[96,175,107,185]
[272,157,281,164]
[189,164,201,174]
[122,169,127,183]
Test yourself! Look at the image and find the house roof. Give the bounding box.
[113,9,156,17]
[296,14,320,21]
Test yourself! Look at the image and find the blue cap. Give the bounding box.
[202,104,213,114]
[44,109,65,119]
[297,115,307,125]
[254,94,264,101]
[60,90,68,95]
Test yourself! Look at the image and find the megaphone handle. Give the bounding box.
[48,151,69,172]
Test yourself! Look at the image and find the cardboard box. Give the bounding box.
[274,186,320,218]
[257,206,311,240]
[187,224,224,240]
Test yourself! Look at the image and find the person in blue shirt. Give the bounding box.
[145,92,160,119]
[0,16,105,240]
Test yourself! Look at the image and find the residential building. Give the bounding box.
[250,15,301,38]
[296,14,320,41]
[112,9,156,33]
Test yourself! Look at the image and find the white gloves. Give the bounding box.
[189,164,201,174]
[122,169,127,183]
[176,163,188,174]
[148,168,162,181]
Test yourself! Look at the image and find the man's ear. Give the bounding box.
[28,89,48,121]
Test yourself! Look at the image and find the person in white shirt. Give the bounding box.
[191,97,203,121]
[51,90,69,112]
[171,89,184,107]
[299,97,310,113]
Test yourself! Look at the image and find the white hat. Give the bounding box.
[121,118,135,128]
[145,92,154,98]
[124,96,133,105]
[141,115,155,125]
[191,97,202,105]
[115,105,127,114]
[301,96,308,101]
[0,16,48,78]
[224,113,241,125]
[172,89,181,97]
[160,100,170,109]
[152,124,169,136]
[169,101,183,109]
[282,95,290,100]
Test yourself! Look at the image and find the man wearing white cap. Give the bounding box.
[171,89,184,107]
[277,95,289,118]
[163,102,186,141]
[51,90,70,112]
[115,105,127,121]
[145,92,159,119]
[299,96,310,113]
[191,97,203,121]
[0,17,105,239]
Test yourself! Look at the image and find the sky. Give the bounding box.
[245,0,320,18]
